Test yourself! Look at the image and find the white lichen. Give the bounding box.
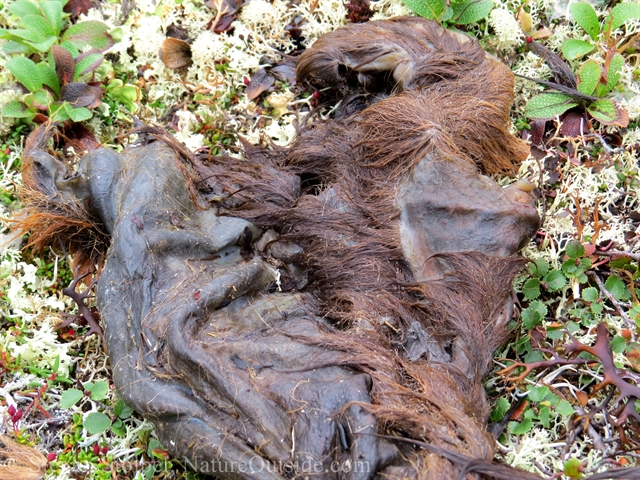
[370,0,413,20]
[295,0,348,47]
[173,109,205,151]
[490,8,525,52]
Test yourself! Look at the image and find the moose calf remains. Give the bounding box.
[19,17,541,479]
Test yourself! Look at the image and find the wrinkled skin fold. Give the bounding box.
[19,17,543,479]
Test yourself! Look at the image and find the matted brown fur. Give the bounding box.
[13,124,108,273]
[194,18,536,477]
[0,435,47,480]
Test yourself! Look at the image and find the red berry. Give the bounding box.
[47,452,57,462]
[93,443,100,455]
[526,37,533,43]
[243,77,250,86]
[312,91,320,99]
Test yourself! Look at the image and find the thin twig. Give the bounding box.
[596,250,640,262]
[575,406,608,456]
[587,272,634,329]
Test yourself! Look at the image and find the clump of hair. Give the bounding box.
[12,124,109,274]
[0,435,47,480]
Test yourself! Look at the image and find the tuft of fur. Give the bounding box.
[0,435,47,480]
[14,124,108,273]
[296,16,529,173]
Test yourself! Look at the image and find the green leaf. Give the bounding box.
[23,36,57,53]
[522,278,541,300]
[545,270,567,291]
[611,335,627,354]
[59,389,84,408]
[543,391,560,406]
[1,100,34,118]
[510,418,533,435]
[146,438,162,458]
[522,300,548,329]
[37,63,60,96]
[531,300,548,317]
[84,412,111,435]
[401,0,445,20]
[528,259,549,278]
[39,1,63,37]
[52,355,60,373]
[1,40,32,55]
[605,275,629,300]
[570,2,600,41]
[111,418,127,437]
[84,380,109,401]
[528,385,550,402]
[114,399,134,419]
[566,240,585,259]
[107,82,139,113]
[6,56,43,92]
[582,286,599,302]
[74,53,104,80]
[587,99,628,127]
[524,349,546,363]
[556,399,574,416]
[8,0,41,17]
[64,104,92,122]
[590,302,604,315]
[24,89,54,110]
[49,103,68,122]
[63,21,114,51]
[21,14,55,38]
[490,397,510,422]
[546,328,565,340]
[9,27,47,44]
[589,302,604,315]
[564,457,584,479]
[521,308,539,330]
[577,60,601,96]
[603,53,625,96]
[563,258,590,277]
[440,6,454,22]
[59,41,80,57]
[561,39,596,61]
[538,406,550,428]
[606,2,640,33]
[450,0,493,25]
[525,93,578,119]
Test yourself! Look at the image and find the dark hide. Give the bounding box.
[18,18,543,480]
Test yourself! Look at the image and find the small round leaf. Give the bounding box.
[59,389,84,409]
[561,39,596,61]
[84,412,111,434]
[565,240,585,259]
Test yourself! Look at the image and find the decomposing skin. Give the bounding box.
[18,18,542,479]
